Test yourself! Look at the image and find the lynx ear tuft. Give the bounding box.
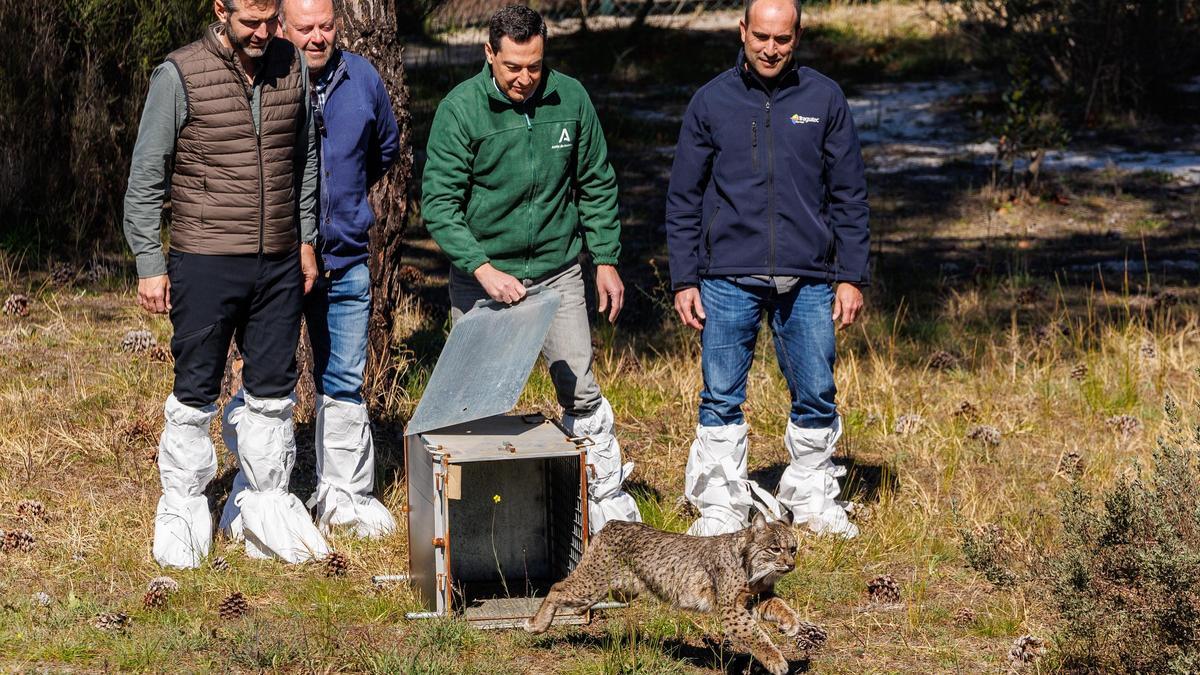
[779,509,795,527]
[751,511,768,530]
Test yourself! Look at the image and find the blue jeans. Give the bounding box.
[304,263,370,404]
[698,278,837,429]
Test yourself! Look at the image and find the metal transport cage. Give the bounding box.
[403,289,592,629]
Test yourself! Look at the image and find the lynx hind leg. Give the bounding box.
[721,599,789,675]
[526,560,614,633]
[754,595,803,637]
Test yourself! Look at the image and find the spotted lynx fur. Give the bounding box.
[527,512,806,675]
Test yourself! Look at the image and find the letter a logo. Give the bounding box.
[559,128,571,144]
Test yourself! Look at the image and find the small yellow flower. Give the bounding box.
[493,494,502,504]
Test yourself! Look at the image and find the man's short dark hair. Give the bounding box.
[488,5,547,53]
[743,0,802,30]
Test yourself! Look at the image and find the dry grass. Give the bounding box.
[1,227,1195,671]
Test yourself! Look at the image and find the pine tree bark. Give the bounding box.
[336,0,415,418]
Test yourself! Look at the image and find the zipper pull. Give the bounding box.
[752,121,757,146]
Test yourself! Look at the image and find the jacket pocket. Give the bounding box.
[751,121,759,173]
[702,205,720,262]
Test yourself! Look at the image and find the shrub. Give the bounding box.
[1051,396,1200,671]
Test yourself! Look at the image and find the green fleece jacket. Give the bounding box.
[422,64,621,279]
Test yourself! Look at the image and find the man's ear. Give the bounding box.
[214,0,229,23]
[483,42,495,65]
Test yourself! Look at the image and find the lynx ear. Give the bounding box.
[751,511,768,530]
[779,509,795,527]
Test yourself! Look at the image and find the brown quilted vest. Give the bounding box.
[167,23,306,255]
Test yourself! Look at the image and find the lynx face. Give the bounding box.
[746,515,799,586]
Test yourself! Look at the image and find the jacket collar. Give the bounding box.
[314,48,348,89]
[735,48,799,91]
[478,61,560,107]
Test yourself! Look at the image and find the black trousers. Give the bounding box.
[168,250,302,407]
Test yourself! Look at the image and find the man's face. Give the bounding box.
[215,0,280,59]
[739,0,800,80]
[283,0,337,74]
[484,35,544,103]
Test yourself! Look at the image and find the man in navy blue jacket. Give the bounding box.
[666,0,868,539]
[221,0,400,539]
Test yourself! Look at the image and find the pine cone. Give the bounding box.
[3,529,35,552]
[93,611,130,632]
[146,576,179,594]
[148,345,173,363]
[120,329,156,353]
[1016,286,1043,305]
[83,261,112,284]
[793,621,828,655]
[1105,414,1142,439]
[50,263,75,286]
[397,264,426,288]
[953,400,979,420]
[143,588,169,610]
[1151,289,1180,310]
[1032,322,1063,346]
[1140,340,1158,360]
[1070,363,1088,381]
[1008,635,1045,667]
[2,293,30,317]
[1060,450,1084,476]
[967,425,1002,446]
[16,499,47,522]
[866,574,901,604]
[210,556,230,572]
[928,350,960,371]
[893,414,924,436]
[324,551,349,578]
[32,592,52,607]
[219,592,249,620]
[954,606,977,624]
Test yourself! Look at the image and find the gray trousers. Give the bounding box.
[449,263,602,417]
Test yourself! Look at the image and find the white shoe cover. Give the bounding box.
[683,423,781,536]
[234,393,330,563]
[776,418,859,539]
[307,395,396,538]
[153,395,218,569]
[562,398,641,534]
[217,390,248,543]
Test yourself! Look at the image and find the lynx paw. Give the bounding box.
[524,617,550,634]
[760,655,789,675]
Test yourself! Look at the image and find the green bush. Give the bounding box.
[1051,396,1200,671]
[0,0,208,259]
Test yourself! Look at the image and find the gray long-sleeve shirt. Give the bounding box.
[123,56,319,278]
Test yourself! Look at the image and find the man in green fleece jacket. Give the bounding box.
[422,4,640,533]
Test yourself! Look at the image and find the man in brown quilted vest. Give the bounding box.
[122,0,329,568]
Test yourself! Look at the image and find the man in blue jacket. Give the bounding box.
[223,0,401,540]
[666,0,868,538]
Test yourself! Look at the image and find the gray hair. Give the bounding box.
[744,0,802,30]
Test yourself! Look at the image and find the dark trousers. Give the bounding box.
[168,250,302,407]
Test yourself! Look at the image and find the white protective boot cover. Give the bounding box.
[684,423,781,535]
[217,389,249,544]
[307,395,396,538]
[234,393,330,563]
[153,395,218,569]
[562,398,641,534]
[776,418,859,539]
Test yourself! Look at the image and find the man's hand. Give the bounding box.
[595,265,624,323]
[674,287,706,331]
[137,275,171,314]
[832,282,864,329]
[300,244,318,295]
[474,262,527,304]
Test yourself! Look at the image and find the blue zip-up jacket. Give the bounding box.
[665,51,869,290]
[316,50,400,272]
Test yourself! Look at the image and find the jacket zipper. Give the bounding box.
[702,205,720,268]
[751,121,759,173]
[765,97,776,275]
[524,107,534,279]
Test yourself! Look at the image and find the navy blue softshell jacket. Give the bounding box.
[665,51,870,290]
[317,50,401,272]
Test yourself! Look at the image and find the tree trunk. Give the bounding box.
[337,0,415,421]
